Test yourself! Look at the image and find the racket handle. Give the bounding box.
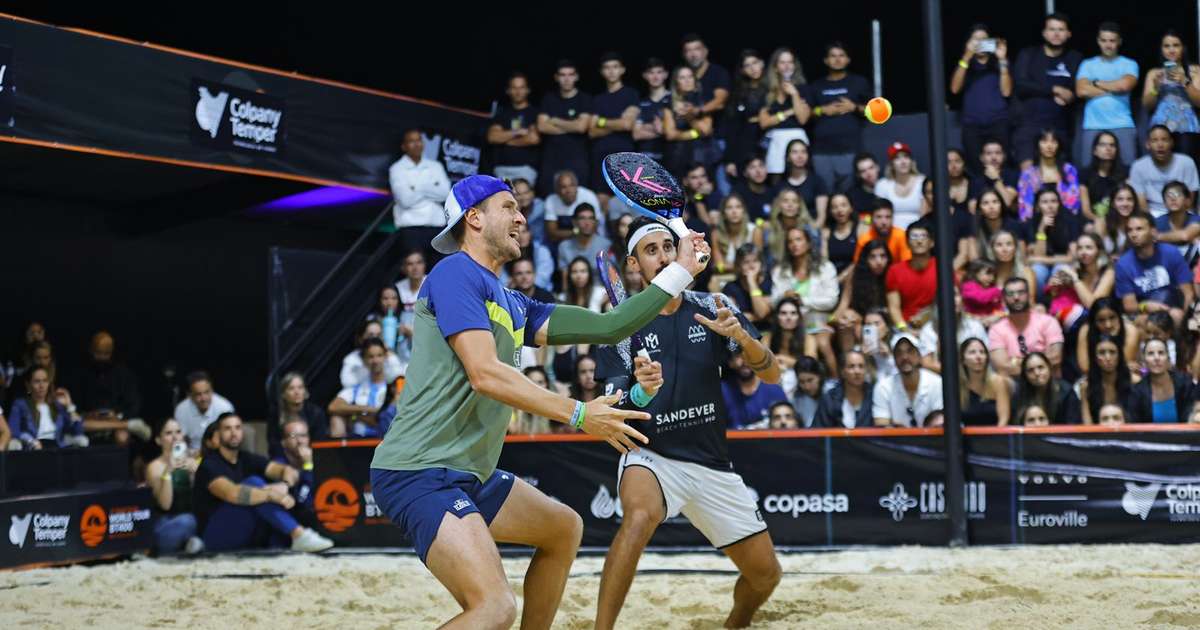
[666,217,710,265]
[637,348,651,360]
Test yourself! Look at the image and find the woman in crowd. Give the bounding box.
[1020,405,1051,426]
[721,244,773,324]
[145,418,202,554]
[814,350,875,428]
[724,49,768,182]
[1098,404,1128,426]
[1077,297,1140,374]
[823,193,864,280]
[1128,338,1196,423]
[9,366,86,450]
[339,319,404,388]
[1016,129,1080,220]
[777,139,828,225]
[949,24,1011,168]
[559,256,607,313]
[945,149,973,214]
[662,66,715,176]
[509,366,555,435]
[1014,352,1080,425]
[1079,334,1138,424]
[989,229,1038,295]
[1079,131,1128,220]
[1142,31,1200,164]
[759,47,810,176]
[862,308,897,380]
[765,188,811,264]
[1045,233,1113,335]
[791,357,826,427]
[268,372,330,456]
[833,239,892,354]
[1097,183,1138,257]
[874,142,925,229]
[709,194,764,285]
[973,189,1027,260]
[1027,187,1082,294]
[762,297,807,398]
[771,227,839,375]
[959,337,1011,426]
[556,355,601,433]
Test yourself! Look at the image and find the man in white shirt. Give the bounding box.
[873,333,943,427]
[174,371,235,450]
[1129,125,1200,218]
[543,169,603,243]
[389,129,451,263]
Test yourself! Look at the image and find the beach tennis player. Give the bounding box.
[369,175,710,629]
[593,218,783,629]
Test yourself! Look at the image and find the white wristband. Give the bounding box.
[650,262,693,297]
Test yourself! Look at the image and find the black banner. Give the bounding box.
[0,486,154,569]
[312,429,1200,548]
[0,44,12,125]
[0,17,484,189]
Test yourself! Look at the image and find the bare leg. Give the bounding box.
[720,531,782,628]
[488,478,583,630]
[814,331,838,377]
[425,512,518,630]
[594,467,666,630]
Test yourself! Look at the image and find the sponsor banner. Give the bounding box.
[0,45,12,125]
[191,78,286,154]
[313,430,1200,548]
[0,487,153,569]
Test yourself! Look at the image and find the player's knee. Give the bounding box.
[476,590,518,629]
[621,507,660,542]
[748,559,782,591]
[538,504,583,553]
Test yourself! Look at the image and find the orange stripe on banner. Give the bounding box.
[0,12,488,118]
[312,423,1200,449]
[0,135,390,194]
[0,551,143,572]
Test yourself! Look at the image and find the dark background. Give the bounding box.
[2,1,1199,422]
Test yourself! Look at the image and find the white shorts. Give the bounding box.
[618,448,766,548]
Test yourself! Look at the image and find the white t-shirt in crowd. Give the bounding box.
[919,318,989,357]
[1128,153,1200,218]
[36,402,55,440]
[872,368,943,427]
[340,351,405,388]
[874,175,926,229]
[544,186,605,233]
[174,393,235,449]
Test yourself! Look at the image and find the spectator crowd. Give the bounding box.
[7,16,1200,559]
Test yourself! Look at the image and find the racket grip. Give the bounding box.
[637,348,651,360]
[666,217,710,265]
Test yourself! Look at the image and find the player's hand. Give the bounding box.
[633,356,664,397]
[694,308,744,340]
[676,230,710,277]
[582,391,650,454]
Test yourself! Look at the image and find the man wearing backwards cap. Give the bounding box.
[592,216,783,629]
[370,175,709,630]
[872,332,943,427]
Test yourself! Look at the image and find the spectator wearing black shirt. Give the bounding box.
[723,49,768,187]
[721,244,773,324]
[846,153,882,218]
[487,72,541,187]
[508,257,558,304]
[681,34,732,184]
[759,47,810,176]
[267,372,330,459]
[950,24,1012,171]
[808,42,871,192]
[145,418,201,554]
[1011,13,1083,169]
[969,139,1020,211]
[681,162,721,232]
[777,139,830,226]
[274,418,315,516]
[589,53,641,209]
[662,66,716,177]
[732,155,775,222]
[1079,131,1129,219]
[632,57,671,163]
[1028,187,1083,294]
[193,413,332,552]
[76,330,146,445]
[536,60,592,196]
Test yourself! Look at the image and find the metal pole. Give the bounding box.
[872,20,883,97]
[921,0,969,547]
[1045,0,1055,15]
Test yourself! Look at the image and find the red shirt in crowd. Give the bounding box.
[885,257,938,322]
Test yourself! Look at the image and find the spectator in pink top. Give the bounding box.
[961,259,1004,322]
[988,276,1065,376]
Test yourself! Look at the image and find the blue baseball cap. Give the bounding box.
[431,175,514,254]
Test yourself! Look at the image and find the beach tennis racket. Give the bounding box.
[596,249,650,360]
[601,152,709,264]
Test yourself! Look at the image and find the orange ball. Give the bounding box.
[864,97,893,124]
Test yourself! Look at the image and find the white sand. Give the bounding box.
[2,545,1200,629]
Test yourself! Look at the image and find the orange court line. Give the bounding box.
[0,12,488,118]
[0,135,390,194]
[311,423,1200,449]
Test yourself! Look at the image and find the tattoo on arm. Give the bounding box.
[236,485,253,505]
[746,348,775,371]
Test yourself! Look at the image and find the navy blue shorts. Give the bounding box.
[369,467,516,563]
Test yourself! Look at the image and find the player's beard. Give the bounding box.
[485,222,521,263]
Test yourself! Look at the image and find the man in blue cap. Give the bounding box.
[370,174,710,629]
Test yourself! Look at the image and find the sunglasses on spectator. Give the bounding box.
[1165,190,1187,199]
[287,432,309,439]
[1018,334,1028,356]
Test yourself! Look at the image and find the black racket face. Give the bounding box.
[602,152,684,218]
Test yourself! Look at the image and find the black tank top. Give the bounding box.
[827,227,858,273]
[962,390,998,426]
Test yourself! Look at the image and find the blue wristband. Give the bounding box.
[630,384,654,408]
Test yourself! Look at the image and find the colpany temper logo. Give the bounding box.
[9,513,31,547]
[315,478,360,533]
[1122,482,1161,520]
[80,505,107,548]
[195,87,228,138]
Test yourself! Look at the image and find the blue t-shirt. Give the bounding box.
[722,380,788,429]
[1076,55,1138,130]
[1154,212,1200,260]
[426,253,555,346]
[1114,244,1192,307]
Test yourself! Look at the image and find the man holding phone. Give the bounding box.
[1075,22,1139,166]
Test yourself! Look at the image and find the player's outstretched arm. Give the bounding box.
[449,330,649,453]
